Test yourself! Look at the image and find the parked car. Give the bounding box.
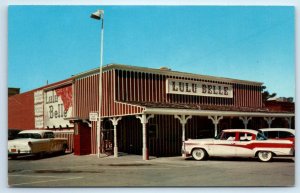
[183,129,294,162]
[259,128,295,144]
[8,130,68,159]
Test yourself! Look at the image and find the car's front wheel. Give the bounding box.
[257,151,273,162]
[192,148,207,161]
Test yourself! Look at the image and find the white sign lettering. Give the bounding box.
[44,85,73,128]
[166,78,233,98]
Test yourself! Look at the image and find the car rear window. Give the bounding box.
[278,131,294,138]
[17,133,42,139]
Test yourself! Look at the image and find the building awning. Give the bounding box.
[119,101,294,118]
[143,107,294,117]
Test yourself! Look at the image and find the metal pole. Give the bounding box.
[113,123,118,157]
[181,123,186,157]
[139,114,148,160]
[97,12,104,158]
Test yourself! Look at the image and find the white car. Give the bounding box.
[183,129,294,162]
[8,130,68,159]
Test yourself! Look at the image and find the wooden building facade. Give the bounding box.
[71,64,294,158]
[8,64,295,159]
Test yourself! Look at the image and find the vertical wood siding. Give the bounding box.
[75,70,144,119]
[53,130,74,152]
[74,70,144,154]
[74,68,264,156]
[115,69,263,108]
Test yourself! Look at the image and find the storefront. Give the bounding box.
[8,64,294,159]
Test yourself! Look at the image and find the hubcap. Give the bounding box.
[196,151,202,157]
[261,152,269,159]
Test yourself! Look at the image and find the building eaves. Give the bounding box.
[73,63,263,86]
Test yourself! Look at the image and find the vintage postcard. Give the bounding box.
[7,5,295,187]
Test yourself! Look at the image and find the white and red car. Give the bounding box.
[183,129,294,162]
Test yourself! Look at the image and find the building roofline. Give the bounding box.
[73,63,263,86]
[10,77,74,95]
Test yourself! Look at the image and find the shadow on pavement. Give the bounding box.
[8,152,73,161]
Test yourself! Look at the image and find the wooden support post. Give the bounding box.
[109,117,122,158]
[174,115,192,157]
[284,117,292,128]
[208,116,223,137]
[136,114,154,160]
[263,117,275,128]
[239,116,252,129]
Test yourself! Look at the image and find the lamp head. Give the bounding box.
[90,10,104,20]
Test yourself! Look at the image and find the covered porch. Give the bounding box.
[102,102,294,160]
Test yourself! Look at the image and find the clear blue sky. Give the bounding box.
[8,6,295,98]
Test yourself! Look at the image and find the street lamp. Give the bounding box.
[90,9,104,158]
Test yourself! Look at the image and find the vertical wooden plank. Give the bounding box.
[246,84,249,107]
[115,70,119,102]
[112,70,115,116]
[136,72,140,102]
[78,80,82,117]
[250,85,253,108]
[82,78,86,117]
[131,72,137,101]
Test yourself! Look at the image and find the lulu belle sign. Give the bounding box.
[44,85,73,128]
[166,78,233,98]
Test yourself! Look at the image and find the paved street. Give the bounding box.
[8,153,295,187]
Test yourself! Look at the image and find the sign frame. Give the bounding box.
[89,112,99,122]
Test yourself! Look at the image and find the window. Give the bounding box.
[239,133,252,141]
[220,132,236,140]
[44,132,55,138]
[17,133,42,139]
[264,131,278,138]
[256,133,267,140]
[278,131,294,138]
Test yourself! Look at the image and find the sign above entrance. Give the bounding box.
[166,78,233,98]
[89,112,98,122]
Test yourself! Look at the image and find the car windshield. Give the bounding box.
[17,133,42,139]
[256,132,267,140]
